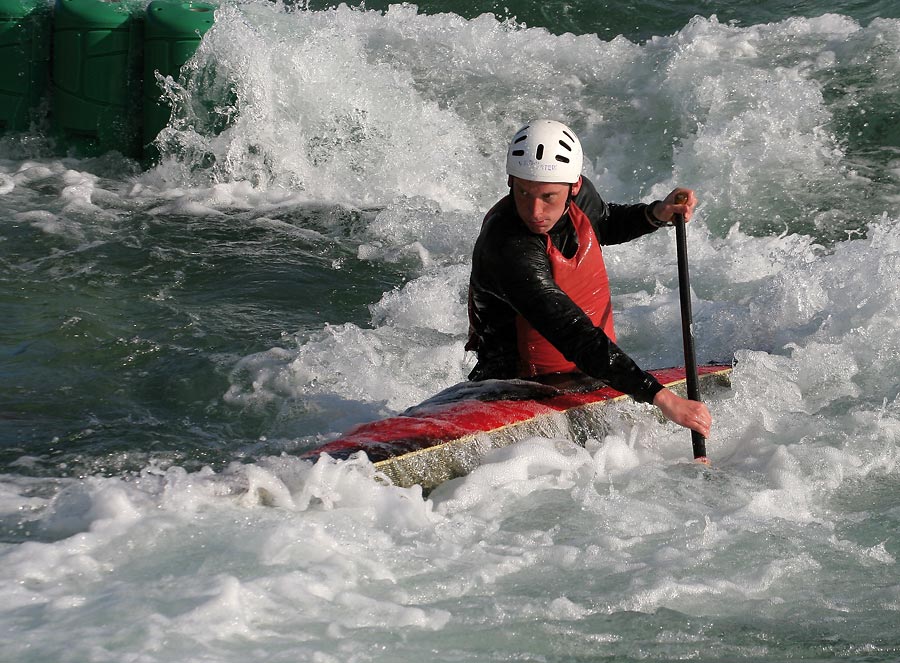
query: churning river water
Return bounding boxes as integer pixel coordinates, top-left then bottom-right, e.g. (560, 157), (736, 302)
(2, 0), (900, 660)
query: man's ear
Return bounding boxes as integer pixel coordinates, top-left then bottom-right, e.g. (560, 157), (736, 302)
(507, 175), (514, 188)
(571, 176), (583, 196)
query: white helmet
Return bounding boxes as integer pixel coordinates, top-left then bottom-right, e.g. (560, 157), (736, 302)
(505, 120), (583, 184)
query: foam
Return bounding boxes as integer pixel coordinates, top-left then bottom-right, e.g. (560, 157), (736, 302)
(149, 4), (499, 209)
(0, 173), (13, 195)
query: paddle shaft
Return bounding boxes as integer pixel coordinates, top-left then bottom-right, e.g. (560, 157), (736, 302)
(673, 196), (707, 460)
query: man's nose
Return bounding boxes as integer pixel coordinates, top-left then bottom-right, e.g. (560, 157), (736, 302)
(525, 197), (544, 218)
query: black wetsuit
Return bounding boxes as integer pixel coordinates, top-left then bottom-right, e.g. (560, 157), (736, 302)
(467, 177), (664, 403)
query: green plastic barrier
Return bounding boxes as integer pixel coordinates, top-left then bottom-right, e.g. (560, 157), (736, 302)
(0, 0), (50, 132)
(52, 0), (143, 157)
(143, 0), (216, 155)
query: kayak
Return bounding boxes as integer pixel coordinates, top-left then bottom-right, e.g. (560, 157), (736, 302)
(302, 364), (733, 491)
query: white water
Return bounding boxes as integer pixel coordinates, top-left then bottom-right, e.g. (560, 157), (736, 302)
(2, 4), (900, 661)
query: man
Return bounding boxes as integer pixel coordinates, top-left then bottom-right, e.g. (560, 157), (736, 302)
(467, 119), (712, 437)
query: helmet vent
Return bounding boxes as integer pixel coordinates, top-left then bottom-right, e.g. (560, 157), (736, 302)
(556, 154), (570, 164)
(559, 139), (573, 152)
(535, 144), (544, 160)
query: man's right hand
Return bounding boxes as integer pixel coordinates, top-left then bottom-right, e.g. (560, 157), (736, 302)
(653, 387), (712, 437)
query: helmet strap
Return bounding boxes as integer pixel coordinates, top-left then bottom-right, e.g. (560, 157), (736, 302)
(563, 183), (575, 216)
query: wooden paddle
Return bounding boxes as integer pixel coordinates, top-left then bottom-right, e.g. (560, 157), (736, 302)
(673, 191), (708, 463)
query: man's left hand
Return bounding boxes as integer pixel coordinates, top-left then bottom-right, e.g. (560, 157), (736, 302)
(651, 188), (697, 224)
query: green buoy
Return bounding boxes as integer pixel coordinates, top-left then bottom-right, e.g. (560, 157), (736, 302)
(143, 0), (216, 160)
(0, 0), (50, 133)
(51, 0), (142, 157)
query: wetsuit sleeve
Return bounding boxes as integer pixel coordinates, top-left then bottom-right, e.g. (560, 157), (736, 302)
(574, 177), (659, 245)
(486, 230), (663, 403)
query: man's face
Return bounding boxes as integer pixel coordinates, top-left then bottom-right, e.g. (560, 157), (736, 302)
(510, 177), (580, 234)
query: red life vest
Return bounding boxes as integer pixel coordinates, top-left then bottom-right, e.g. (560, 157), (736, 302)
(516, 202), (616, 377)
